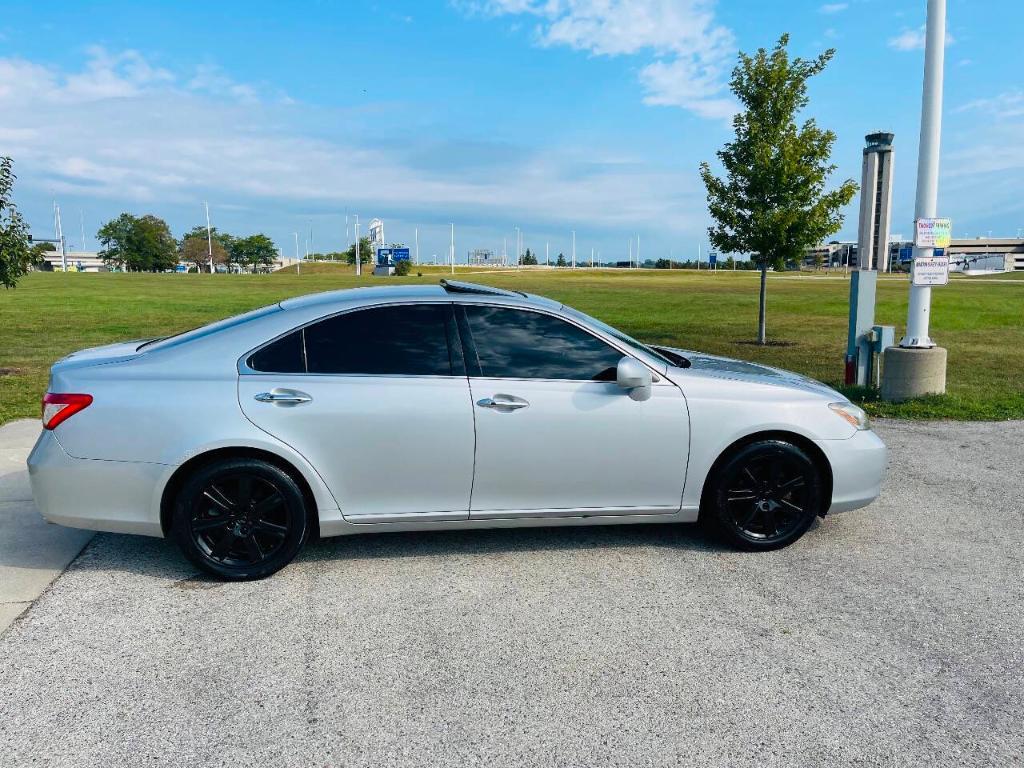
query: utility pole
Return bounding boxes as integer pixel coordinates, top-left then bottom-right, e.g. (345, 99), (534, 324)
(591, 247), (594, 268)
(628, 239), (633, 268)
(546, 241), (549, 267)
(204, 201), (214, 274)
(54, 202), (66, 272)
(354, 214), (361, 276)
(636, 235), (640, 268)
(415, 227), (419, 265)
(293, 232), (299, 275)
(571, 230), (576, 269)
(79, 210), (86, 252)
(885, 0), (948, 399)
(450, 223), (455, 275)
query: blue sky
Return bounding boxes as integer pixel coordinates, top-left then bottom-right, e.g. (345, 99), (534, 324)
(2, 0), (1021, 262)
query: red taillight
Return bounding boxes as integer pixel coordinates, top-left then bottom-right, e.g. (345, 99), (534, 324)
(41, 393), (93, 430)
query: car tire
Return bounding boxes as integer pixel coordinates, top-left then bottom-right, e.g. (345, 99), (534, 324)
(704, 439), (824, 551)
(171, 457), (309, 580)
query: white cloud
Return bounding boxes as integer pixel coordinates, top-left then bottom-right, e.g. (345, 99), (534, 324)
(888, 25), (955, 52)
(819, 3), (848, 13)
(0, 47), (707, 239)
(463, 0), (736, 120)
(956, 90), (1024, 119)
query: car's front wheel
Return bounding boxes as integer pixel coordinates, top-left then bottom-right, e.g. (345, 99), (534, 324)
(705, 439), (824, 550)
(171, 457), (309, 580)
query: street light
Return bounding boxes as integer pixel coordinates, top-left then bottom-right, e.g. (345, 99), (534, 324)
(885, 0), (948, 400)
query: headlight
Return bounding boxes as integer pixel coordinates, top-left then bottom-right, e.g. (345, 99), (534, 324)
(828, 402), (870, 430)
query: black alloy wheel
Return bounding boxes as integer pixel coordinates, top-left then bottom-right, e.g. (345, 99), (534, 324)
(708, 440), (823, 550)
(172, 458), (309, 580)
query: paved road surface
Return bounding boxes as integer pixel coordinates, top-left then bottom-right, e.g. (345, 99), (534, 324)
(0, 420), (92, 633)
(0, 420), (1021, 767)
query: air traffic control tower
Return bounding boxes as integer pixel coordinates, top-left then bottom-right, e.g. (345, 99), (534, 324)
(856, 132), (895, 272)
(846, 132), (897, 388)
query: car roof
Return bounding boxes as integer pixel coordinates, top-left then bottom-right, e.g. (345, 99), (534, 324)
(278, 281), (561, 312)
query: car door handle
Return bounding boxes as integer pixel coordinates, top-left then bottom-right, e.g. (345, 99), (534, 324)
(477, 395), (529, 411)
(254, 390), (312, 405)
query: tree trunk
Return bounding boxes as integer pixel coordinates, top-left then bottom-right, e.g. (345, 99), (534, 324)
(757, 262), (768, 345)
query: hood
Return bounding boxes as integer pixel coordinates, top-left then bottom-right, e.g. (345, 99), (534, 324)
(658, 346), (844, 400)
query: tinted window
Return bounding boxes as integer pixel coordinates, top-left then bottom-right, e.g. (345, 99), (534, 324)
(249, 304), (453, 375)
(463, 306), (623, 380)
(249, 329), (305, 373)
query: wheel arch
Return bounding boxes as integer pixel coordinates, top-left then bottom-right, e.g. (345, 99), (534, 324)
(159, 447), (321, 538)
(698, 430), (834, 519)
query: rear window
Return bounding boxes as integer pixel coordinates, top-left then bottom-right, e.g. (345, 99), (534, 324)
(139, 304), (282, 352)
(247, 304), (453, 376)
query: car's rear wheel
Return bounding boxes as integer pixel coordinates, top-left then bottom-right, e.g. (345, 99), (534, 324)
(171, 458), (309, 580)
(706, 439), (823, 550)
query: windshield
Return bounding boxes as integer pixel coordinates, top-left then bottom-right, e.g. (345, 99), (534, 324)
(562, 307), (675, 366)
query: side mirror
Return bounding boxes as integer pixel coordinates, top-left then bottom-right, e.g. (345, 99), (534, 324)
(616, 356), (653, 401)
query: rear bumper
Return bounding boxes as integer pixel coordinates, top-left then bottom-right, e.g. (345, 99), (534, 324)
(815, 429), (888, 514)
(27, 430), (167, 537)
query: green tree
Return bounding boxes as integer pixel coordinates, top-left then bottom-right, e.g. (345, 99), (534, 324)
(520, 247), (538, 266)
(181, 235), (229, 272)
(394, 259), (412, 276)
(231, 234), (278, 272)
(343, 236), (374, 265)
(555, 252), (567, 267)
(700, 34), (857, 344)
(97, 213), (177, 272)
(0, 157), (33, 288)
(180, 226), (234, 272)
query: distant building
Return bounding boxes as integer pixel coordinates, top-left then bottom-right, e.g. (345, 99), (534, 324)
(806, 236), (1024, 272)
(35, 251), (108, 272)
(368, 218), (385, 251)
(468, 248), (504, 266)
(946, 238), (1024, 272)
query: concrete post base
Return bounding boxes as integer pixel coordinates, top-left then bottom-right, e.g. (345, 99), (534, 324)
(881, 346), (947, 402)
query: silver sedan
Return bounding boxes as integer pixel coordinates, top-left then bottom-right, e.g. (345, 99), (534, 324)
(28, 280), (887, 579)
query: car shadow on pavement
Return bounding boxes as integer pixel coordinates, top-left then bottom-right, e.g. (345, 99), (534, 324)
(60, 521), (756, 583)
(304, 522), (728, 566)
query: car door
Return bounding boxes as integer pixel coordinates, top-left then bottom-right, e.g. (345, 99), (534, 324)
(238, 302), (475, 522)
(459, 304), (689, 518)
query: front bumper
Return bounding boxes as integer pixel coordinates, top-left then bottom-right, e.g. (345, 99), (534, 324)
(815, 429), (888, 514)
(27, 429), (168, 537)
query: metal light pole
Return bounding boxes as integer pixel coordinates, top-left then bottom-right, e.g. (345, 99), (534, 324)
(450, 223), (455, 274)
(571, 231), (576, 268)
(414, 227), (419, 265)
(354, 215), (361, 277)
(546, 241), (549, 267)
(293, 232), (299, 275)
(901, 0), (946, 349)
(883, 0), (948, 401)
(204, 201), (214, 274)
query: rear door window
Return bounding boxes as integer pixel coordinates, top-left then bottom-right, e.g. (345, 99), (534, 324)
(248, 304), (454, 376)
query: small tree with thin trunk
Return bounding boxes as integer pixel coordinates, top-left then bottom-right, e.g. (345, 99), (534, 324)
(0, 157), (31, 289)
(700, 34), (857, 344)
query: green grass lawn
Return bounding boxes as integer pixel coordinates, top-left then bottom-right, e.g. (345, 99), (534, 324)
(2, 266), (1022, 425)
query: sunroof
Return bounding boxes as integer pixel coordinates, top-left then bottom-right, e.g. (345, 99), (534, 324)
(439, 279), (525, 297)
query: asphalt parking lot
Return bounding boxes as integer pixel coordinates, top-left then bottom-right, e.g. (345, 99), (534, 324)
(1, 419), (1022, 767)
